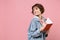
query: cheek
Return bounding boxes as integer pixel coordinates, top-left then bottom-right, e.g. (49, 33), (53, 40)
(33, 10), (41, 14)
(39, 10), (41, 14)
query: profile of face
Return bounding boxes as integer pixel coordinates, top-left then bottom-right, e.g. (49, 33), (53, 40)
(33, 6), (41, 16)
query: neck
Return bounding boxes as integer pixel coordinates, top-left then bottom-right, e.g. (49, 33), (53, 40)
(36, 14), (42, 20)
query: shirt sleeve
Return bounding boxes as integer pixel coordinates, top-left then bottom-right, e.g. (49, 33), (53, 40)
(29, 19), (42, 37)
(43, 31), (48, 37)
(42, 17), (48, 37)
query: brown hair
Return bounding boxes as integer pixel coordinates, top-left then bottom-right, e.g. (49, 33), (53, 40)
(32, 3), (45, 14)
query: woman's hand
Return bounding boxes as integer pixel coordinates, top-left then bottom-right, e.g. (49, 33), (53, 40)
(42, 22), (47, 27)
(40, 26), (45, 31)
(40, 20), (47, 31)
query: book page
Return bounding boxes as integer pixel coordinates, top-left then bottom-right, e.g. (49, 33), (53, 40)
(46, 18), (53, 24)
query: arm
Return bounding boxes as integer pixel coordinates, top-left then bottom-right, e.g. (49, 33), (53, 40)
(29, 20), (42, 37)
(45, 30), (50, 37)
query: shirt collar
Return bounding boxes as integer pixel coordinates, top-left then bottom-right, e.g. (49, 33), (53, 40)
(33, 16), (40, 19)
(33, 16), (45, 20)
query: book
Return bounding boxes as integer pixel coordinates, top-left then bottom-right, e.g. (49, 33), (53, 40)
(42, 18), (53, 31)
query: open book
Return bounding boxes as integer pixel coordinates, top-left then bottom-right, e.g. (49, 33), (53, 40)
(42, 18), (53, 31)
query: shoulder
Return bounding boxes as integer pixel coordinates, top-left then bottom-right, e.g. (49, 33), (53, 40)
(31, 16), (40, 22)
(42, 16), (47, 22)
(31, 17), (40, 23)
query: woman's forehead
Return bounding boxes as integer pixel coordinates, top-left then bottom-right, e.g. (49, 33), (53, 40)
(33, 6), (39, 9)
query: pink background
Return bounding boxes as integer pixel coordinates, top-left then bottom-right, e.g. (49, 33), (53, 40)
(0, 0), (60, 40)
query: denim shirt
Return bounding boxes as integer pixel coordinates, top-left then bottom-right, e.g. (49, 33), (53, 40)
(28, 16), (48, 40)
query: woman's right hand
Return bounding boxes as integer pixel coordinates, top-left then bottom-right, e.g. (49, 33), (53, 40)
(40, 26), (45, 31)
(40, 22), (47, 31)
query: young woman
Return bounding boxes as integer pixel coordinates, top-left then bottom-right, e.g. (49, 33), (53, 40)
(28, 3), (49, 40)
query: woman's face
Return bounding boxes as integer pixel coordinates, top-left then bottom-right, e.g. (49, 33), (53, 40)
(33, 6), (41, 16)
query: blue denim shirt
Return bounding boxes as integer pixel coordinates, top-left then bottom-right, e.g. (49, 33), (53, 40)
(28, 16), (48, 40)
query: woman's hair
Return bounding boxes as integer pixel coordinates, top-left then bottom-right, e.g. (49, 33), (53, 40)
(32, 3), (45, 14)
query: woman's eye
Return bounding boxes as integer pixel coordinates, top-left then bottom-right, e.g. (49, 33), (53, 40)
(36, 8), (38, 10)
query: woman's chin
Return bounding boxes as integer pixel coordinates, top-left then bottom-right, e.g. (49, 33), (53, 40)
(35, 15), (39, 16)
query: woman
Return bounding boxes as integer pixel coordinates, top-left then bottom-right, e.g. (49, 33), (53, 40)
(28, 3), (49, 40)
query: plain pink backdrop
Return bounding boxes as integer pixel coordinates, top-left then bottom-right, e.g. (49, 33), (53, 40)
(0, 0), (60, 40)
